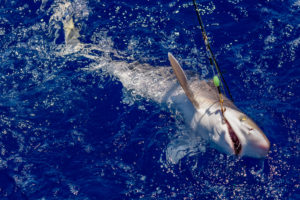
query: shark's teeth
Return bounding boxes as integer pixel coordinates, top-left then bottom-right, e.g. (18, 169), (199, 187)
(225, 118), (242, 155)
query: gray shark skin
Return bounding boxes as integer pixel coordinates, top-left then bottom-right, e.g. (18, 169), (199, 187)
(97, 54), (270, 159)
(62, 17), (270, 159)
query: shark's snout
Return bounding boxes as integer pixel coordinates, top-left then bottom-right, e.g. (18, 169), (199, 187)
(248, 136), (270, 158)
(238, 127), (270, 158)
(223, 108), (270, 158)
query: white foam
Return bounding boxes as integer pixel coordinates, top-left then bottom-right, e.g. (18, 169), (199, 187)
(293, 0), (300, 7)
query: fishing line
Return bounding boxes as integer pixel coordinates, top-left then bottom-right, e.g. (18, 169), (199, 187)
(192, 0), (234, 102)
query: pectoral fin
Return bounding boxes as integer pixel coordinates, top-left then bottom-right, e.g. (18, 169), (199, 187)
(168, 53), (199, 109)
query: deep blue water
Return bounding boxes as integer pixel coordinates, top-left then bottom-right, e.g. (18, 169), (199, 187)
(0, 0), (299, 199)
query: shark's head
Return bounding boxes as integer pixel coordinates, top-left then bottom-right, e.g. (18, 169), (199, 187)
(167, 53), (270, 159)
(219, 107), (270, 158)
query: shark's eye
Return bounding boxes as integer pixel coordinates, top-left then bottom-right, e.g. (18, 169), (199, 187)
(239, 116), (247, 121)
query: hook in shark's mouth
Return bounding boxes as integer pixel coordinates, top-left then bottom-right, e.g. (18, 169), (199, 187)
(224, 118), (242, 155)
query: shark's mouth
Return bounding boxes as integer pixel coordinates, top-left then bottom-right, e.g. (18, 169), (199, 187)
(224, 118), (242, 155)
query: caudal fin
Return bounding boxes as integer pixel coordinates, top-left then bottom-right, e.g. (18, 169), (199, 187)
(63, 17), (80, 45)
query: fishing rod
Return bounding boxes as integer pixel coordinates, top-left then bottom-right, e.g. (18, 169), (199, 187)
(192, 0), (234, 102)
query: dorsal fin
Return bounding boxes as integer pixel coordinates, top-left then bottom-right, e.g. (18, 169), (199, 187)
(168, 53), (200, 109)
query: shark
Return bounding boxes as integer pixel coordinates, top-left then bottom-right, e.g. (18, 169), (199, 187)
(61, 17), (270, 159)
(167, 53), (270, 158)
(90, 52), (270, 159)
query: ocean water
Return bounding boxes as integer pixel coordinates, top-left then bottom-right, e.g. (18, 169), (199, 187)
(0, 0), (299, 199)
